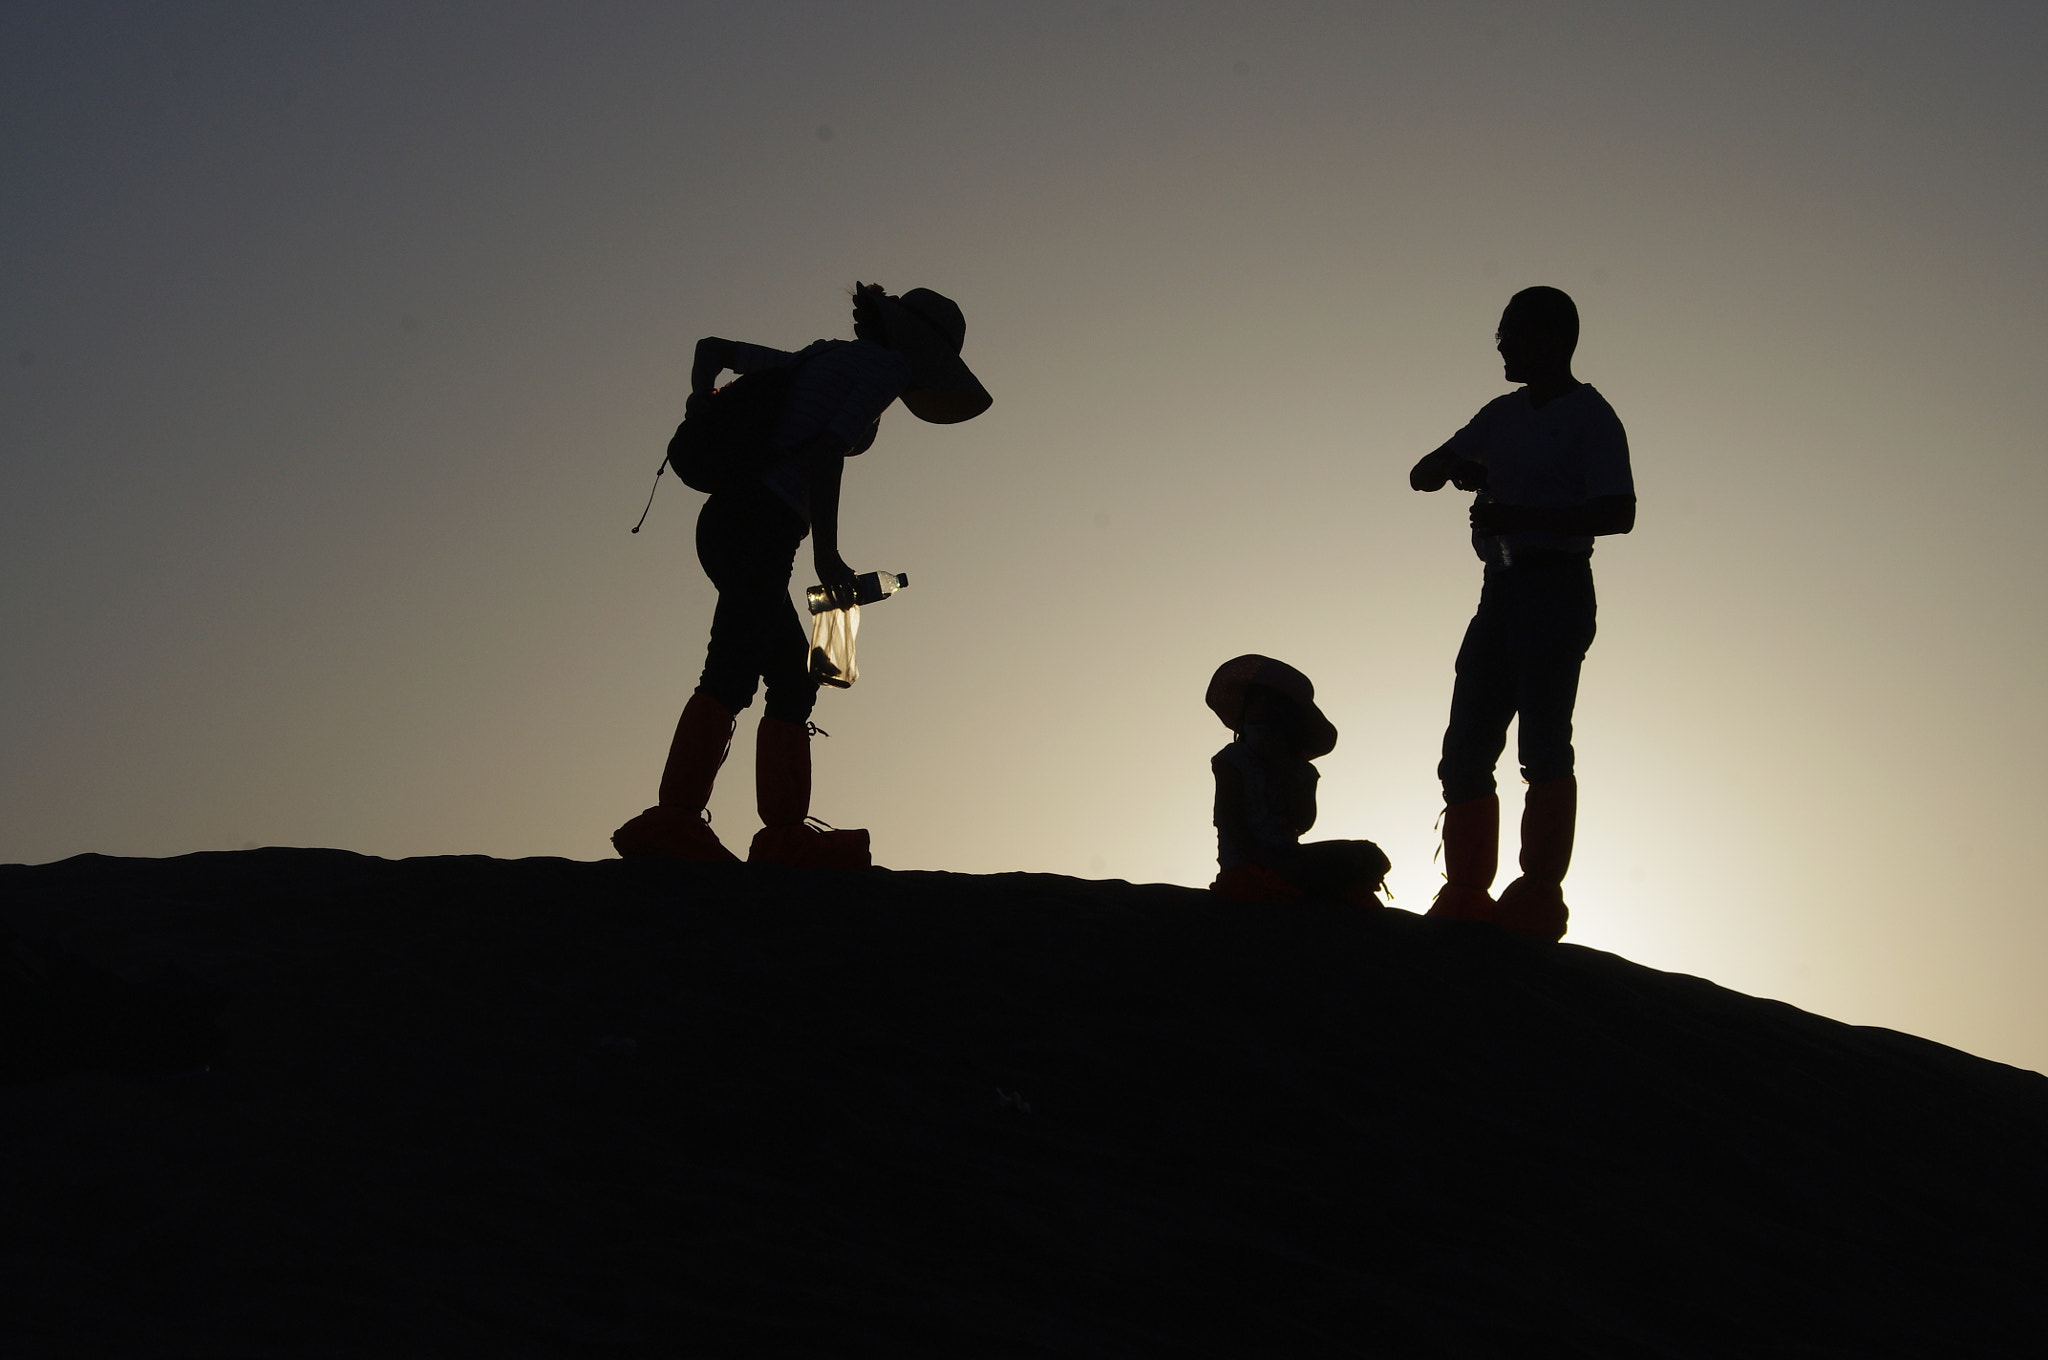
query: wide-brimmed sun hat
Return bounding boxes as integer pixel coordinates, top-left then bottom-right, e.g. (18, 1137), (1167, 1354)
(859, 283), (993, 424)
(1204, 654), (1339, 759)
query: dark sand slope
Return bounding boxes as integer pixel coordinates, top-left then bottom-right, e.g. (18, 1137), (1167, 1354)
(3, 851), (2045, 1358)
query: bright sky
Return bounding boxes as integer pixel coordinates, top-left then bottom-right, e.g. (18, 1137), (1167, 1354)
(5, 2), (2045, 1070)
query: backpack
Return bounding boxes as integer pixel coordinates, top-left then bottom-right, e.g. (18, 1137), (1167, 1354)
(665, 352), (815, 495)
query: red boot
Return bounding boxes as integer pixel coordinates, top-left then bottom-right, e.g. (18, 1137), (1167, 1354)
(1494, 777), (1574, 942)
(611, 691), (740, 861)
(747, 717), (871, 870)
(1427, 794), (1499, 921)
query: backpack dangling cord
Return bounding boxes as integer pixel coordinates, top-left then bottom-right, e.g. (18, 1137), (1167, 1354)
(629, 459), (666, 534)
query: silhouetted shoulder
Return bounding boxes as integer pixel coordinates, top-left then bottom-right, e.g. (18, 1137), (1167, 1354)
(763, 339), (913, 455)
(1559, 387), (1631, 496)
(1566, 384), (1627, 432)
(1454, 385), (1628, 461)
(1444, 391), (1529, 456)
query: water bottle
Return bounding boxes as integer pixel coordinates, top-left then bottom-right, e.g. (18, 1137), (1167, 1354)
(806, 570), (908, 615)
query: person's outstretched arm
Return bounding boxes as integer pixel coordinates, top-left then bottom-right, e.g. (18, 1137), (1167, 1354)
(806, 439), (857, 595)
(1411, 443), (1490, 493)
(1470, 495), (1636, 538)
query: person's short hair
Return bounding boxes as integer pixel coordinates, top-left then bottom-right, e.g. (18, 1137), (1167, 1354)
(1504, 286), (1579, 350)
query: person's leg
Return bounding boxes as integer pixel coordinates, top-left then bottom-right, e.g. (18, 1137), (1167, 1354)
(749, 713), (871, 869)
(1433, 794), (1499, 918)
(657, 692), (736, 812)
(695, 489), (808, 717)
(750, 629), (871, 867)
(1432, 570), (1518, 919)
(1510, 558), (1596, 790)
(616, 493), (798, 860)
(757, 598), (819, 726)
(1496, 559), (1597, 941)
(613, 684), (742, 859)
(705, 495), (868, 871)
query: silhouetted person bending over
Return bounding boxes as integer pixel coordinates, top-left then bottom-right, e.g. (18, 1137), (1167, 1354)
(1409, 286), (1635, 941)
(614, 284), (992, 868)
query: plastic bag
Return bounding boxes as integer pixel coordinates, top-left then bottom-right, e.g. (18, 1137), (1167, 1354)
(809, 604), (860, 689)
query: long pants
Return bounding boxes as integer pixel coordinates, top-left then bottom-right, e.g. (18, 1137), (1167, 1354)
(1438, 552), (1598, 805)
(694, 486), (818, 724)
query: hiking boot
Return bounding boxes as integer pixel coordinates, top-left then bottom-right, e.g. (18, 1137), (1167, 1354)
(749, 820), (873, 871)
(613, 690), (741, 860)
(1428, 882), (1496, 921)
(611, 806), (739, 861)
(658, 691), (737, 811)
(748, 716), (871, 870)
(1494, 777), (1575, 942)
(1426, 794), (1499, 921)
(1494, 878), (1568, 942)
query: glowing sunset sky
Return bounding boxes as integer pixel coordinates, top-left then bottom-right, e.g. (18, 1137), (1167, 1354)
(4, 3), (2046, 1069)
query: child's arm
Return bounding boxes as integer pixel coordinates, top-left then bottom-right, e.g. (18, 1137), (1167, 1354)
(1213, 758), (1248, 835)
(1213, 757), (1255, 859)
(1291, 779), (1318, 838)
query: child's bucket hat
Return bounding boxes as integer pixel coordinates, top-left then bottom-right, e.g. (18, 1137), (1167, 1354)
(1205, 654), (1339, 759)
(859, 283), (994, 425)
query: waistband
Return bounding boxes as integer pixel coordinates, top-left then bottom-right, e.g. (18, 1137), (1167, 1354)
(1488, 547), (1593, 571)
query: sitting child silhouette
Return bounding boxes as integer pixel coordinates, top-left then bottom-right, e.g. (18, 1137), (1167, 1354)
(1205, 655), (1390, 906)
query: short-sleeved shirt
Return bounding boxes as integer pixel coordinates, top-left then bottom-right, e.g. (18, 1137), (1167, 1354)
(728, 338), (912, 521)
(1439, 384), (1633, 564)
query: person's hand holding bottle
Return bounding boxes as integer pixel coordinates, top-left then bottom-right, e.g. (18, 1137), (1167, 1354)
(813, 547), (857, 610)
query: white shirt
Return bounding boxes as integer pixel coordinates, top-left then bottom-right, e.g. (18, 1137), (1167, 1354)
(1440, 384), (1634, 564)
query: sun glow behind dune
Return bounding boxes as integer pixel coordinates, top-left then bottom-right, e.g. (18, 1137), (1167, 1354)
(3, 2), (2046, 1067)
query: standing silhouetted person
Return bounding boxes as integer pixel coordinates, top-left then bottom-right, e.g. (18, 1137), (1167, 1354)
(613, 284), (991, 868)
(1409, 287), (1635, 940)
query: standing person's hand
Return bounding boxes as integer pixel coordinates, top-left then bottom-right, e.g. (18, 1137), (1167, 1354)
(1447, 459), (1489, 491)
(1410, 449), (1490, 493)
(1409, 453), (1451, 492)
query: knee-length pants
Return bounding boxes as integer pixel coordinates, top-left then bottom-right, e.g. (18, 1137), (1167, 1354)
(693, 487), (818, 724)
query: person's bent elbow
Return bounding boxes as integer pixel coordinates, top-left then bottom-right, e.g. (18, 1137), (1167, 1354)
(1594, 494), (1636, 536)
(692, 337), (736, 394)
